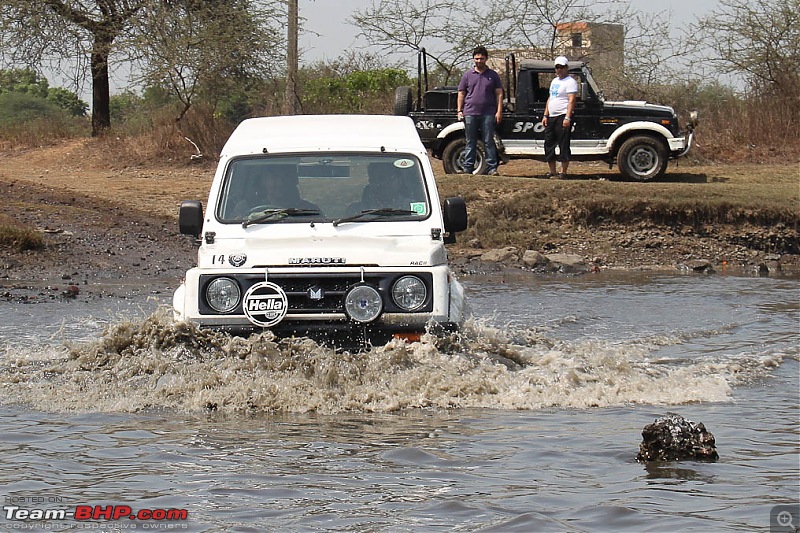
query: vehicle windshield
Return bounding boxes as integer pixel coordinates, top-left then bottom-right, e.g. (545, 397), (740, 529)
(216, 153), (430, 224)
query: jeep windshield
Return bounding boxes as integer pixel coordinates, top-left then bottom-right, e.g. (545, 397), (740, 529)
(582, 67), (603, 101)
(216, 153), (431, 224)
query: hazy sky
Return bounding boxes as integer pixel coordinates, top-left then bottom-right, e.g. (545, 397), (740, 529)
(299, 0), (721, 62)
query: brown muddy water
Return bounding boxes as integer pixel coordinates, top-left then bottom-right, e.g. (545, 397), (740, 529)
(0, 271), (798, 532)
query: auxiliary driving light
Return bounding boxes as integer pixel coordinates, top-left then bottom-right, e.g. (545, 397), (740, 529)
(391, 275), (427, 311)
(344, 284), (383, 323)
(206, 277), (241, 313)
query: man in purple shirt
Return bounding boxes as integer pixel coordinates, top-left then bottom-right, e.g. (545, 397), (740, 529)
(457, 46), (504, 176)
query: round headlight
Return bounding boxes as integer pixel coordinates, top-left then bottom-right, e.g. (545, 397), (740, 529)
(344, 284), (383, 323)
(392, 276), (427, 311)
(206, 277), (241, 313)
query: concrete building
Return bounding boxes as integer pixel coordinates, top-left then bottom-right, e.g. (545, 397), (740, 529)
(488, 21), (624, 78)
(555, 21), (624, 74)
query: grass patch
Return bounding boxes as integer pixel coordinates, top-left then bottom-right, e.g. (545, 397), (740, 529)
(437, 165), (800, 249)
(0, 214), (44, 252)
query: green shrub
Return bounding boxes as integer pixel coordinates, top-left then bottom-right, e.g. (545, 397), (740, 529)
(47, 87), (88, 116)
(0, 92), (87, 145)
(300, 68), (411, 114)
(0, 92), (70, 125)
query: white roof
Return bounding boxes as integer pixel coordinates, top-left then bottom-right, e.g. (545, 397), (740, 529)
(221, 114), (425, 156)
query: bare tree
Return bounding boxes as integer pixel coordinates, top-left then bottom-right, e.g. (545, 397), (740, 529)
(501, 0), (595, 54)
(0, 0), (282, 135)
(349, 0), (694, 90)
(695, 0), (799, 99)
(133, 0), (281, 123)
(350, 0), (517, 84)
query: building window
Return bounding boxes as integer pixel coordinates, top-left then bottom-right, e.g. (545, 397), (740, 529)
(571, 33), (582, 48)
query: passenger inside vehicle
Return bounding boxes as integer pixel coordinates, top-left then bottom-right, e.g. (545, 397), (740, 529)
(349, 162), (423, 213)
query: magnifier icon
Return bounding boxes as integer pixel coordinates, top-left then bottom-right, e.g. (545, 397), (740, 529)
(777, 511), (795, 529)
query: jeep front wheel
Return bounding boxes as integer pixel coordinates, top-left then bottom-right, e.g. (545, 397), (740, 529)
(617, 135), (668, 181)
(442, 137), (486, 175)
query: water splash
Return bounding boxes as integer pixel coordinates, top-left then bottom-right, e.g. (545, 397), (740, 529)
(3, 308), (786, 415)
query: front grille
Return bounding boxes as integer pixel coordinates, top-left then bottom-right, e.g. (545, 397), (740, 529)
(198, 272), (433, 316)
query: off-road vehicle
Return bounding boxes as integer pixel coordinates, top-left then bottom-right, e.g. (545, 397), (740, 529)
(173, 114), (469, 347)
(395, 50), (698, 180)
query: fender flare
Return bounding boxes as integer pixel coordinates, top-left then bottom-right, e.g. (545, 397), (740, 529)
(607, 121), (674, 153)
(437, 121), (465, 140)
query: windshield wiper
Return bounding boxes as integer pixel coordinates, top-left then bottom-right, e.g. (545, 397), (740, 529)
(332, 208), (415, 227)
(242, 208), (320, 228)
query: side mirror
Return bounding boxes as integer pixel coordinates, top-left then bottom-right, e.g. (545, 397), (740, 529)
(442, 197), (467, 243)
(179, 200), (203, 237)
(687, 110), (699, 131)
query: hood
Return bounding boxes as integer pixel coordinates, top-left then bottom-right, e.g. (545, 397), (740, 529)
(604, 100), (675, 116)
(202, 233), (447, 268)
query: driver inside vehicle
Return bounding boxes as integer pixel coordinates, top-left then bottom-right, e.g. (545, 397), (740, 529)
(233, 164), (319, 217)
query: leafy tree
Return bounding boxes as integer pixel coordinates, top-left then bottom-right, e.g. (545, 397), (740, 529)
(47, 86), (88, 116)
(110, 90), (146, 123)
(0, 68), (49, 98)
(0, 92), (68, 126)
(0, 68), (87, 115)
(300, 66), (411, 114)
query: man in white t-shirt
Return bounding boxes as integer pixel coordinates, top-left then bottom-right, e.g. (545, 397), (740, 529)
(543, 56), (578, 179)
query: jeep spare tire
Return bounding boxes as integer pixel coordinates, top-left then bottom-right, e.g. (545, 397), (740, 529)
(617, 135), (668, 181)
(394, 86), (413, 116)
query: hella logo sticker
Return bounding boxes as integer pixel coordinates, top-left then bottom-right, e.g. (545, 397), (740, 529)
(242, 281), (288, 327)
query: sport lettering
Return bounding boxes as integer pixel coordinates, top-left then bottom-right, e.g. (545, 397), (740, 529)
(511, 121), (545, 133)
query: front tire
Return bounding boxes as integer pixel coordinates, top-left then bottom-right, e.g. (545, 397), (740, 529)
(442, 137), (486, 175)
(617, 135), (668, 181)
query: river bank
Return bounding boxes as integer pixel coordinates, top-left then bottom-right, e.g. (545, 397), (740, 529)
(1, 139), (798, 299)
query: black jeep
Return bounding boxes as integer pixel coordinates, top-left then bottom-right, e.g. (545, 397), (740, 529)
(395, 50), (698, 180)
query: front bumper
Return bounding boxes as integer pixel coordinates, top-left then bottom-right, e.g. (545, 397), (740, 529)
(173, 265), (465, 340)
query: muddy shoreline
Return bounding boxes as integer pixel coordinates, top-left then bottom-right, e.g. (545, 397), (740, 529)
(1, 140), (798, 305)
(2, 175), (797, 308)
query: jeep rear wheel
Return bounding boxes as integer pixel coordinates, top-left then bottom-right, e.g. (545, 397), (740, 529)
(393, 86), (413, 116)
(442, 137), (486, 175)
(617, 135), (668, 181)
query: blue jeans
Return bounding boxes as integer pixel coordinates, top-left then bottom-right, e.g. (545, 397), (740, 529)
(464, 114), (498, 173)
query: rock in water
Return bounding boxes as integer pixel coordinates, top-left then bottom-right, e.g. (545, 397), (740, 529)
(637, 413), (719, 462)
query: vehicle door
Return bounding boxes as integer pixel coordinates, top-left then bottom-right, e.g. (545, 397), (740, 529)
(572, 69), (603, 147)
(496, 70), (548, 156)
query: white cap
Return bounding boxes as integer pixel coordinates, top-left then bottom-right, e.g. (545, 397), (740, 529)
(554, 56), (569, 66)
